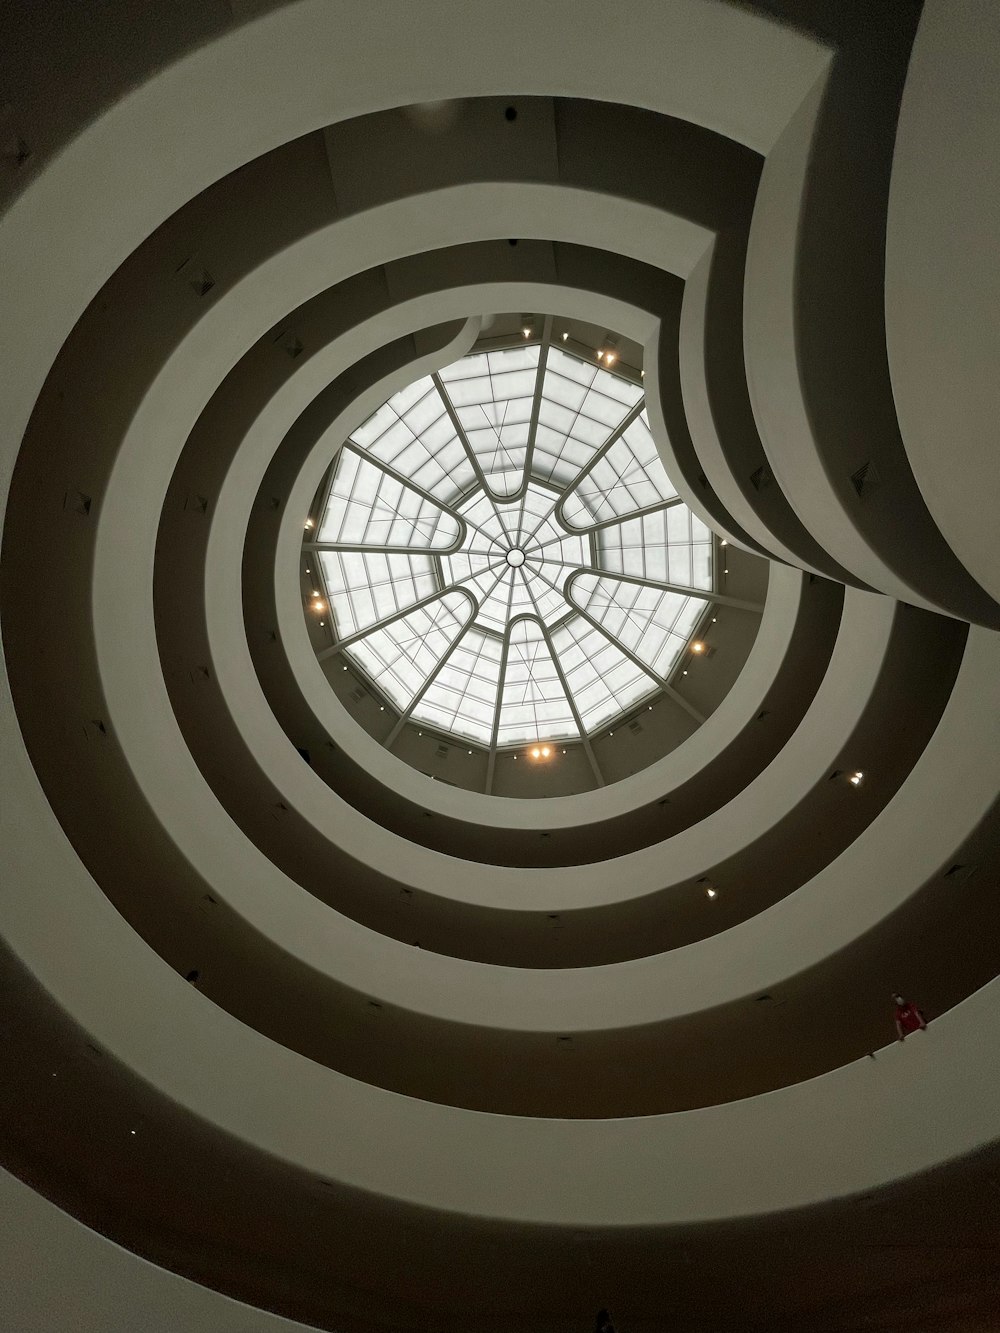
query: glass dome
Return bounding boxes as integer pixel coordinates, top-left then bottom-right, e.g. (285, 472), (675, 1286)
(311, 338), (714, 751)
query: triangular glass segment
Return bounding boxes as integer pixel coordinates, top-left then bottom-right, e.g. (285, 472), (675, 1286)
(318, 550), (437, 640)
(531, 346), (641, 488)
(496, 620), (580, 746)
(350, 375), (477, 507)
(549, 616), (658, 733)
(561, 412), (677, 529)
(347, 590), (474, 713)
(412, 628), (505, 745)
(570, 573), (707, 677)
(319, 448), (461, 550)
(597, 506), (713, 589)
(438, 346), (539, 499)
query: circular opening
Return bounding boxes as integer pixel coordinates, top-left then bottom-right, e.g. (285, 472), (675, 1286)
(504, 105), (518, 122)
(307, 329), (721, 783)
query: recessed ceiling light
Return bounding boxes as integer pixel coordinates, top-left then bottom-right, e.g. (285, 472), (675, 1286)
(720, 539), (727, 547)
(531, 747), (540, 758)
(706, 887), (717, 899)
(541, 745), (551, 757)
(304, 519), (314, 530)
(850, 771), (864, 785)
(691, 641), (705, 654)
(561, 331), (569, 341)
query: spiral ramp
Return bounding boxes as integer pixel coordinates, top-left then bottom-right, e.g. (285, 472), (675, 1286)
(1, 2), (1000, 1330)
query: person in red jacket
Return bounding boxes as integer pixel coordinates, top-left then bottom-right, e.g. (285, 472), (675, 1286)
(893, 992), (927, 1041)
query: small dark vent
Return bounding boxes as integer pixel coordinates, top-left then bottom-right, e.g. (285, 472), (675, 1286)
(556, 1035), (574, 1047)
(188, 268), (215, 297)
(628, 719), (643, 735)
(435, 744), (449, 759)
(943, 863), (977, 882)
(349, 686), (365, 703)
(756, 710), (771, 722)
(755, 993), (773, 1004)
(64, 490), (92, 516)
(850, 460), (881, 497)
(4, 132), (31, 166)
(697, 471), (708, 488)
(399, 888), (412, 902)
(750, 464), (772, 492)
(84, 718), (108, 740)
(274, 329), (304, 359)
(184, 492), (209, 514)
(189, 665), (211, 683)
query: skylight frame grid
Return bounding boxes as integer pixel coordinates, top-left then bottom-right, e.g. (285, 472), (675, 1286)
(315, 336), (721, 775)
(495, 619), (581, 745)
(347, 589), (475, 713)
(318, 550), (439, 640)
(598, 506), (713, 587)
(320, 447), (462, 551)
(530, 346), (642, 488)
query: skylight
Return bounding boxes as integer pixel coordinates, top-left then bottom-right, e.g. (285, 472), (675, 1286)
(311, 339), (714, 753)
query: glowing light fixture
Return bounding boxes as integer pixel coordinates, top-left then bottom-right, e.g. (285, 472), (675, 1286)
(850, 771), (864, 786)
(691, 641), (705, 654)
(706, 887), (718, 899)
